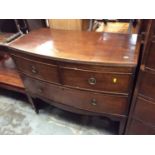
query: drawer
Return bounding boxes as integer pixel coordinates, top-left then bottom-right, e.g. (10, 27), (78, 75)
(12, 55), (59, 84)
(61, 67), (131, 94)
(139, 71), (155, 100)
(23, 76), (129, 116)
(127, 119), (155, 135)
(145, 42), (155, 70)
(133, 96), (155, 126)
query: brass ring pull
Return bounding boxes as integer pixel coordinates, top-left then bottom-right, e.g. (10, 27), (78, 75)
(88, 77), (96, 85)
(31, 66), (38, 74)
(90, 98), (97, 106)
(38, 88), (43, 93)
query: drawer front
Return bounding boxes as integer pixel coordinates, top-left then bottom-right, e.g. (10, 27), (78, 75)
(23, 76), (128, 115)
(139, 71), (155, 100)
(61, 67), (131, 94)
(13, 55), (59, 84)
(133, 96), (155, 126)
(127, 119), (155, 135)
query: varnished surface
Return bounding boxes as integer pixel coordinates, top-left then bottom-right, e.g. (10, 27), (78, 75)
(145, 41), (155, 70)
(133, 96), (155, 126)
(61, 67), (131, 94)
(139, 71), (155, 100)
(0, 53), (24, 89)
(0, 33), (24, 90)
(9, 51), (135, 73)
(0, 67), (24, 88)
(127, 119), (155, 135)
(126, 20), (155, 135)
(8, 28), (138, 66)
(23, 75), (129, 116)
(7, 28), (139, 134)
(13, 55), (59, 84)
(11, 52), (132, 95)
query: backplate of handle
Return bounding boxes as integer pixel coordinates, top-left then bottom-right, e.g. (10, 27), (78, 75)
(88, 77), (96, 85)
(90, 98), (97, 106)
(31, 65), (38, 74)
(38, 88), (43, 93)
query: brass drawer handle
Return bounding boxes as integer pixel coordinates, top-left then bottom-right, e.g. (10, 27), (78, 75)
(90, 98), (97, 106)
(88, 77), (96, 85)
(38, 88), (43, 93)
(31, 66), (38, 74)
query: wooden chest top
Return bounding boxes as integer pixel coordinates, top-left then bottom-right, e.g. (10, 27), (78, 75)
(8, 28), (139, 66)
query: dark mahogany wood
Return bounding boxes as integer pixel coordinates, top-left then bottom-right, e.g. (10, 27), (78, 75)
(126, 20), (155, 135)
(133, 96), (155, 126)
(22, 75), (129, 116)
(145, 42), (155, 70)
(61, 66), (131, 95)
(139, 71), (155, 100)
(7, 28), (140, 134)
(127, 119), (155, 135)
(8, 28), (138, 66)
(12, 55), (60, 84)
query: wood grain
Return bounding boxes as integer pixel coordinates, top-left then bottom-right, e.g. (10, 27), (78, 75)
(7, 28), (140, 134)
(126, 20), (155, 135)
(23, 75), (129, 116)
(8, 28), (139, 66)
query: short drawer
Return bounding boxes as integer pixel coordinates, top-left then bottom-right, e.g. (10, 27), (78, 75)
(133, 96), (155, 126)
(139, 71), (155, 100)
(23, 76), (129, 116)
(12, 55), (59, 84)
(61, 67), (131, 94)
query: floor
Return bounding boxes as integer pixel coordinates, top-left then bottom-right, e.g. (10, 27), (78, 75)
(95, 21), (138, 34)
(96, 22), (129, 33)
(0, 88), (118, 135)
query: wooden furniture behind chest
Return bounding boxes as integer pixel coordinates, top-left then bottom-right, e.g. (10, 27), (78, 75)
(48, 19), (89, 31)
(7, 28), (140, 134)
(126, 20), (155, 134)
(0, 32), (24, 92)
(0, 19), (47, 93)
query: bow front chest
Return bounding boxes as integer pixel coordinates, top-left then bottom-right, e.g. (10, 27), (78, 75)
(7, 28), (140, 134)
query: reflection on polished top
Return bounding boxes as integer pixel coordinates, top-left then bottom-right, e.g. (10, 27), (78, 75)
(8, 28), (139, 66)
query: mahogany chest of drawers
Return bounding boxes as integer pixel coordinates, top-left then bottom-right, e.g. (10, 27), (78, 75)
(7, 28), (140, 134)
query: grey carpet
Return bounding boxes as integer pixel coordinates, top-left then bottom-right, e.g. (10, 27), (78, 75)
(0, 88), (118, 135)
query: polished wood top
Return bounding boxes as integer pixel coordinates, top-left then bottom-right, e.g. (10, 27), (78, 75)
(8, 28), (139, 66)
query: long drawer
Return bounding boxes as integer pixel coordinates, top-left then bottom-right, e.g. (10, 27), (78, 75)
(12, 55), (59, 84)
(22, 75), (129, 116)
(61, 67), (131, 94)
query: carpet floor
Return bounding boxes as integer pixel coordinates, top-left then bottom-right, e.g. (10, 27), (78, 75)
(0, 88), (118, 135)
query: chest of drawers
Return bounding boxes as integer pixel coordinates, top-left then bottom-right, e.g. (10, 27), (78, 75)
(7, 28), (140, 134)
